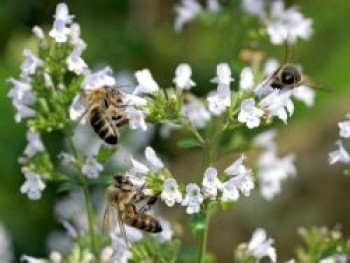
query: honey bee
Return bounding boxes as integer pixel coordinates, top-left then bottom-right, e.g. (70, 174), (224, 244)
(267, 63), (307, 90)
(103, 174), (162, 244)
(79, 86), (130, 145)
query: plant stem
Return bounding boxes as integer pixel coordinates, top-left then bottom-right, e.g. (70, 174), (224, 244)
(199, 213), (211, 263)
(83, 184), (98, 258)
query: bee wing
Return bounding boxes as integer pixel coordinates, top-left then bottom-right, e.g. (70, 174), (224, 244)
(102, 205), (113, 233)
(115, 205), (130, 247)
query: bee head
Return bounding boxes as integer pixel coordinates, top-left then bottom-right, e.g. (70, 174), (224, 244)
(113, 174), (133, 191)
(280, 65), (301, 86)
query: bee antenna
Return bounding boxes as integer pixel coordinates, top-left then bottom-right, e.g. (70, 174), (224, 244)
(284, 33), (294, 63)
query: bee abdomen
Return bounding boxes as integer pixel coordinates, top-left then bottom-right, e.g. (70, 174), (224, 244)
(127, 213), (162, 233)
(89, 107), (118, 145)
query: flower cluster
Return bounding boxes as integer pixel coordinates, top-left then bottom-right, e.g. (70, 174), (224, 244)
(328, 113), (350, 173)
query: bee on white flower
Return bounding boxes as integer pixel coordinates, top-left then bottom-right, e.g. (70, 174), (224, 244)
(82, 67), (116, 91)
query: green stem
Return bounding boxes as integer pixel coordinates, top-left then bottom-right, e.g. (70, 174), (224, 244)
(199, 213), (211, 263)
(83, 184), (98, 258)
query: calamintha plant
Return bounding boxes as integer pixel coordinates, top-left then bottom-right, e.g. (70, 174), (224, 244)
(5, 1), (350, 263)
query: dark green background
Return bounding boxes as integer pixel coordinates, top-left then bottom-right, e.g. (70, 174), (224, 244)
(1, 0), (350, 261)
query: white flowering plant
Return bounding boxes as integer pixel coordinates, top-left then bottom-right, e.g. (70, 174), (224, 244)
(7, 1), (347, 263)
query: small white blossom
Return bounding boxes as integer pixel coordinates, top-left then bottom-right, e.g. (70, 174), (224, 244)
(207, 84), (231, 116)
(67, 46), (88, 75)
(265, 1), (313, 45)
(0, 224), (13, 263)
(263, 58), (280, 76)
(258, 148), (296, 200)
(82, 67), (116, 90)
(23, 131), (45, 158)
(293, 85), (315, 107)
(173, 63), (195, 90)
(123, 93), (147, 107)
(13, 103), (36, 123)
(114, 225), (143, 244)
(202, 167), (222, 199)
(239, 67), (254, 91)
(211, 63), (234, 86)
(241, 0), (265, 17)
(44, 73), (54, 88)
(338, 114), (350, 139)
(32, 25), (45, 40)
(100, 246), (114, 262)
(174, 0), (202, 32)
(125, 108), (147, 131)
(58, 152), (74, 165)
(20, 255), (46, 263)
(161, 178), (182, 207)
(49, 3), (74, 43)
(206, 0), (220, 12)
(8, 78), (35, 106)
(69, 95), (87, 123)
(238, 98), (264, 129)
(253, 129), (277, 150)
(152, 218), (173, 242)
(20, 171), (46, 200)
(224, 154), (247, 176)
(182, 183), (204, 214)
(81, 156), (103, 178)
(69, 23), (85, 47)
(110, 233), (133, 263)
(221, 178), (239, 202)
(21, 49), (43, 76)
(134, 69), (159, 95)
(49, 251), (63, 263)
(181, 99), (210, 128)
(259, 90), (294, 124)
(329, 140), (350, 165)
(144, 146), (164, 172)
(248, 228), (277, 263)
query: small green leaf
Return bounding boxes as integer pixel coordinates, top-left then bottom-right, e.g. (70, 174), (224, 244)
(319, 244), (338, 260)
(87, 176), (113, 186)
(177, 137), (203, 148)
(56, 182), (78, 193)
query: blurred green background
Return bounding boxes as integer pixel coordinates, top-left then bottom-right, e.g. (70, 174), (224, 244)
(1, 0), (350, 262)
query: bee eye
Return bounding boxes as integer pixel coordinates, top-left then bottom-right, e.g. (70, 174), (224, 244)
(281, 71), (297, 85)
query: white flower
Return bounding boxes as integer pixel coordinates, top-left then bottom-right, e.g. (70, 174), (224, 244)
(58, 152), (74, 165)
(206, 0), (220, 12)
(248, 228), (277, 263)
(320, 254), (347, 263)
(329, 140), (350, 165)
(7, 78), (35, 106)
(20, 49), (43, 76)
(238, 98), (264, 129)
(125, 108), (147, 131)
(32, 26), (45, 40)
(49, 3), (74, 43)
(134, 69), (159, 95)
(67, 46), (88, 75)
(161, 179), (182, 207)
(114, 225), (143, 244)
(49, 251), (63, 263)
(221, 178), (239, 202)
(233, 172), (254, 196)
(257, 148), (296, 200)
(182, 183), (204, 214)
(20, 255), (46, 263)
(181, 99), (210, 128)
(110, 233), (133, 263)
(23, 131), (45, 158)
(81, 156), (103, 178)
(253, 129), (277, 149)
(174, 0), (202, 32)
(263, 58), (280, 76)
(20, 171), (46, 200)
(144, 146), (164, 171)
(241, 0), (265, 17)
(207, 84), (231, 116)
(13, 103), (36, 123)
(152, 218), (173, 242)
(0, 224), (13, 263)
(44, 73), (54, 88)
(239, 67), (254, 91)
(293, 85), (315, 107)
(173, 63), (195, 90)
(259, 90), (294, 124)
(202, 167), (222, 199)
(123, 93), (147, 107)
(211, 63), (234, 86)
(100, 246), (113, 262)
(224, 154), (247, 176)
(265, 1), (313, 45)
(69, 23), (85, 47)
(338, 114), (350, 139)
(69, 95), (87, 123)
(82, 67), (116, 90)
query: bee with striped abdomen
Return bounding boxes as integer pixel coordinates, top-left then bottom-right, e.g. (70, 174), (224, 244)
(103, 174), (162, 244)
(80, 86), (129, 145)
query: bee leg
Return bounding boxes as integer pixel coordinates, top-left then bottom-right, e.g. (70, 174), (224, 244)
(138, 195), (159, 213)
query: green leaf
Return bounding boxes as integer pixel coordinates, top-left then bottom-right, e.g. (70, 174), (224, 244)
(87, 176), (113, 186)
(96, 145), (117, 163)
(190, 213), (207, 235)
(177, 137), (203, 149)
(56, 182), (78, 193)
(319, 244), (338, 260)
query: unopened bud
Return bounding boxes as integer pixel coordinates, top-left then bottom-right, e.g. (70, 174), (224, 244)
(32, 26), (45, 40)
